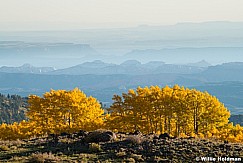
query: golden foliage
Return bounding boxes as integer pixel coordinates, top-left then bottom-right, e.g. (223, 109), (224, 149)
(0, 85), (242, 143)
(0, 88), (104, 140)
(106, 85), (243, 142)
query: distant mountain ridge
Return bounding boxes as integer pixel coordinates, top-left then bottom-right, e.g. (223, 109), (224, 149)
(1, 21), (243, 67)
(0, 42), (97, 57)
(187, 60), (211, 67)
(0, 61), (243, 114)
(201, 62), (243, 82)
(50, 60), (208, 75)
(0, 41), (100, 68)
(123, 47), (243, 64)
(1, 60), (241, 76)
(0, 64), (55, 74)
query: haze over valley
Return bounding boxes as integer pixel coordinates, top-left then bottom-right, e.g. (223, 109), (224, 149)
(1, 21), (243, 68)
(1, 1), (243, 162)
(1, 21), (243, 115)
(0, 60), (243, 114)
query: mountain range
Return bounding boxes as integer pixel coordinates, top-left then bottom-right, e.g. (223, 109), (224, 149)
(124, 47), (243, 64)
(1, 21), (243, 114)
(0, 41), (100, 68)
(49, 60), (208, 75)
(0, 61), (243, 114)
(0, 63), (55, 74)
(1, 21), (243, 68)
(0, 60), (211, 75)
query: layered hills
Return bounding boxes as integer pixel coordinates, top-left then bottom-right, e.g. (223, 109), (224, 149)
(0, 61), (243, 114)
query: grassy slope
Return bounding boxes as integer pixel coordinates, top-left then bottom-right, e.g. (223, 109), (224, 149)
(0, 133), (243, 163)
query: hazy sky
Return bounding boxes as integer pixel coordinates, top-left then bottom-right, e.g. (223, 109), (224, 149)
(1, 0), (243, 30)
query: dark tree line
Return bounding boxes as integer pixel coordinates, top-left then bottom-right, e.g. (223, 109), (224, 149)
(0, 93), (28, 124)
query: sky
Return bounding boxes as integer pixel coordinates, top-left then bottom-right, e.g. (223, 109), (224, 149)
(1, 0), (243, 30)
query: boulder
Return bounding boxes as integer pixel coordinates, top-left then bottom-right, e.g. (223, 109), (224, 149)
(77, 130), (89, 137)
(84, 129), (116, 143)
(133, 130), (142, 135)
(159, 133), (171, 139)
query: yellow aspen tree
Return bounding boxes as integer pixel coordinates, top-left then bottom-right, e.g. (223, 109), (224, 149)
(27, 88), (104, 136)
(106, 85), (232, 138)
(106, 95), (127, 132)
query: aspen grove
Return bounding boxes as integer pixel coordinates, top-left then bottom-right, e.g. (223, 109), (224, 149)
(0, 86), (243, 142)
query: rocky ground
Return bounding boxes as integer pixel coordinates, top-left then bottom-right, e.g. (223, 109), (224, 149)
(0, 130), (242, 162)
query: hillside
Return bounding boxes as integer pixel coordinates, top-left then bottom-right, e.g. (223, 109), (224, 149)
(0, 88), (242, 162)
(0, 131), (242, 162)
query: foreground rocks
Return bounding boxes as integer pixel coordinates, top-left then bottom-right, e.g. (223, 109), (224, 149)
(0, 131), (242, 162)
(102, 133), (243, 162)
(84, 129), (117, 143)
